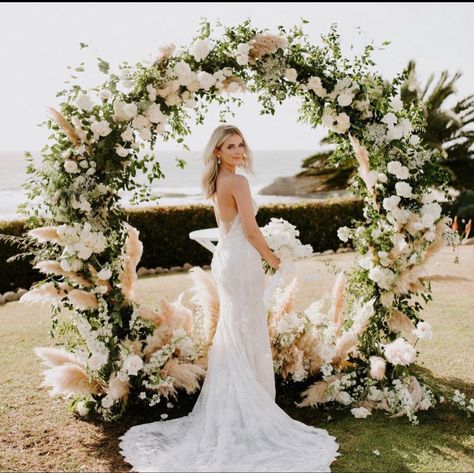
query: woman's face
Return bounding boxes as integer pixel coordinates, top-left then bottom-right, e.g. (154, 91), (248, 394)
(216, 134), (245, 167)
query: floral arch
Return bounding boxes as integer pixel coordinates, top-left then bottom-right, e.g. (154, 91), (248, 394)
(21, 19), (461, 422)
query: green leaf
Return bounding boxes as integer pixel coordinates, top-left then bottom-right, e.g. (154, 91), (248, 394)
(79, 42), (89, 49)
(97, 58), (110, 74)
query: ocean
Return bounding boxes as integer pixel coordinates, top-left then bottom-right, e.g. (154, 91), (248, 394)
(0, 149), (335, 220)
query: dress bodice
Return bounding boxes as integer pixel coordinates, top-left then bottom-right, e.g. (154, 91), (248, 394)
(214, 198), (259, 236)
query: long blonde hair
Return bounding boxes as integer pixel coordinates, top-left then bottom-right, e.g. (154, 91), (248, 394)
(201, 124), (255, 201)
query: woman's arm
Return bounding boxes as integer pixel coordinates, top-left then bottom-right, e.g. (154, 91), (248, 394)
(229, 175), (280, 269)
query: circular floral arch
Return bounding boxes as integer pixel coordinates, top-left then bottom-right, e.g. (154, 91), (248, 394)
(22, 19), (459, 422)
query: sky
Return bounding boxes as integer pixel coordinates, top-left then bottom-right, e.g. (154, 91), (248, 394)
(1, 1), (473, 152)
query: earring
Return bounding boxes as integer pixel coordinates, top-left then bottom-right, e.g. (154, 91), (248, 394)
(217, 156), (221, 165)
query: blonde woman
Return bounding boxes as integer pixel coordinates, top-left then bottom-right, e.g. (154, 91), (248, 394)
(119, 125), (340, 472)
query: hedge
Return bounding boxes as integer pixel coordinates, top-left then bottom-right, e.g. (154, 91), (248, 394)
(0, 198), (365, 293)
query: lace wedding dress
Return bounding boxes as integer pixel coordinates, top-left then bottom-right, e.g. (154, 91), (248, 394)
(119, 197), (341, 472)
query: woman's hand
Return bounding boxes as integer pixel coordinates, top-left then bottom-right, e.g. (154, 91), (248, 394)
(267, 253), (281, 271)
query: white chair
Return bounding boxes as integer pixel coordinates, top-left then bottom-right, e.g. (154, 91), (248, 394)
(189, 227), (219, 254)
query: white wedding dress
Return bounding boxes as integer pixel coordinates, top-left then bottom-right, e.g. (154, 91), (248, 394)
(119, 197), (341, 472)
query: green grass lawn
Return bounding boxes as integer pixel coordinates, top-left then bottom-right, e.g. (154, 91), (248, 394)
(0, 246), (473, 472)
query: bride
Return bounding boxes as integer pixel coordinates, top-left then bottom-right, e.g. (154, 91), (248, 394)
(119, 125), (341, 472)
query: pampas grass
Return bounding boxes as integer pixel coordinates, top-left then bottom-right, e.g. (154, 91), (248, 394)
(27, 226), (60, 243)
(41, 364), (101, 398)
(67, 289), (99, 310)
(48, 107), (81, 146)
(20, 282), (67, 306)
(296, 374), (343, 408)
(159, 358), (206, 398)
(106, 375), (130, 400)
(119, 223), (143, 302)
(34, 260), (92, 287)
(34, 346), (82, 367)
(331, 271), (346, 334)
(188, 266), (220, 344)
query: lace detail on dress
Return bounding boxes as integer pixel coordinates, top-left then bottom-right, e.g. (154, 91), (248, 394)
(118, 195), (340, 472)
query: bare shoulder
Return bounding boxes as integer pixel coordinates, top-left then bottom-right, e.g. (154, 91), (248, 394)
(227, 174), (249, 191)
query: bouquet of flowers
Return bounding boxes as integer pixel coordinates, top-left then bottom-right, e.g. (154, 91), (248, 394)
(261, 218), (313, 275)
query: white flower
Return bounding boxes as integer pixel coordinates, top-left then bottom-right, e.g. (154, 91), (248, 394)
(369, 356), (386, 380)
(113, 101), (138, 122)
(160, 413), (168, 420)
(409, 134), (420, 146)
(97, 268), (112, 280)
(372, 449), (381, 456)
(190, 38), (213, 62)
(387, 125), (404, 141)
(419, 398), (432, 410)
(382, 195), (401, 211)
(76, 400), (90, 416)
(99, 89), (112, 100)
(335, 391), (353, 406)
(368, 266), (395, 289)
(139, 391), (147, 400)
(146, 104), (165, 124)
(412, 321), (432, 340)
(367, 386), (384, 401)
(359, 253), (374, 270)
(334, 112), (351, 133)
(88, 351), (108, 371)
(90, 120), (112, 139)
(64, 160), (79, 174)
(398, 118), (413, 137)
(389, 96), (404, 112)
(116, 145), (131, 158)
(235, 43), (250, 65)
(377, 172), (388, 183)
(146, 83), (157, 102)
(387, 161), (410, 180)
(395, 181), (413, 198)
(138, 128), (152, 141)
(197, 71), (216, 91)
(351, 407), (372, 418)
(174, 61), (196, 87)
(384, 338), (417, 366)
(74, 93), (94, 112)
(337, 91), (354, 107)
(121, 127), (134, 142)
(123, 354), (143, 376)
(391, 233), (409, 253)
(337, 226), (350, 242)
(307, 76), (327, 97)
(284, 68), (298, 82)
(381, 112), (398, 127)
(132, 114), (151, 130)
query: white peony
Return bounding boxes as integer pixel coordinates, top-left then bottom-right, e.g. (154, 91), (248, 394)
(337, 91), (354, 107)
(190, 38), (213, 62)
(384, 338), (417, 366)
(74, 93), (94, 112)
(351, 407), (372, 418)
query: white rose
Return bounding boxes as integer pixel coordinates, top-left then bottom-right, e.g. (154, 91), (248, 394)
(146, 83), (157, 102)
(64, 160), (79, 174)
(389, 96), (404, 112)
(116, 145), (131, 158)
(174, 60), (195, 87)
(359, 253), (374, 270)
(138, 128), (152, 141)
(382, 195), (401, 211)
(123, 354), (143, 376)
(409, 134), (420, 146)
(337, 226), (350, 242)
(146, 104), (165, 124)
(381, 112), (398, 127)
(74, 93), (94, 112)
(113, 101), (138, 122)
(190, 38), (213, 62)
(197, 71), (216, 90)
(90, 120), (112, 139)
(377, 172), (388, 183)
(387, 125), (404, 141)
(334, 112), (351, 133)
(165, 92), (182, 106)
(284, 68), (298, 82)
(121, 127), (134, 142)
(395, 181), (413, 198)
(99, 89), (112, 100)
(337, 91), (354, 107)
(132, 114), (150, 130)
(307, 76), (327, 97)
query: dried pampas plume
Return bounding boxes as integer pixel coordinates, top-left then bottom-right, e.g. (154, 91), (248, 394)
(47, 107), (80, 146)
(67, 289), (99, 310)
(331, 271), (346, 334)
(34, 346), (83, 368)
(161, 358), (206, 395)
(20, 282), (68, 306)
(34, 260), (92, 288)
(119, 223), (143, 302)
(188, 266), (220, 344)
(28, 226), (60, 244)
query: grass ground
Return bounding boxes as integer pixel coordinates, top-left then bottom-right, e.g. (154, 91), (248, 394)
(0, 245), (473, 472)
